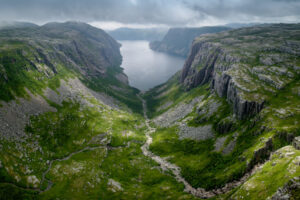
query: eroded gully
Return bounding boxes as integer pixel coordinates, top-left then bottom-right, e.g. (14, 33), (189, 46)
(4, 95), (262, 198)
(138, 94), (263, 199)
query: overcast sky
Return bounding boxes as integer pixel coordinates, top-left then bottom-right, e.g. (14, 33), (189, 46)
(0, 0), (299, 30)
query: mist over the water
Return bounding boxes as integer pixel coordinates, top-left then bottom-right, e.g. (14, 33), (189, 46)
(120, 40), (185, 91)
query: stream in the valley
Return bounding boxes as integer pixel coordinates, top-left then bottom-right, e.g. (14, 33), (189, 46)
(137, 94), (263, 198)
(119, 40), (185, 91)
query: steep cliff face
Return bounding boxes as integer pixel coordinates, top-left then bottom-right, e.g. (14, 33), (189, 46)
(150, 26), (231, 57)
(0, 21), (123, 78)
(0, 21), (142, 112)
(181, 24), (300, 119)
(144, 24), (300, 196)
(0, 22), (165, 199)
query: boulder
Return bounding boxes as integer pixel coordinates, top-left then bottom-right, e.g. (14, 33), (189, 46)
(271, 177), (300, 200)
(292, 136), (300, 150)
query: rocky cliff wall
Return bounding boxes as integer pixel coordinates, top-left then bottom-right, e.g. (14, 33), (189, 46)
(150, 26), (231, 57)
(180, 24), (300, 119)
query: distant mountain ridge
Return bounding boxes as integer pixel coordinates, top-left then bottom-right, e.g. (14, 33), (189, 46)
(225, 22), (261, 28)
(0, 21), (39, 29)
(149, 26), (231, 57)
(0, 21), (142, 112)
(0, 21), (299, 200)
(108, 27), (168, 41)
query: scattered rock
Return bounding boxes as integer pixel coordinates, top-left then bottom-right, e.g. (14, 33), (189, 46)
(222, 139), (236, 155)
(156, 101), (173, 112)
(154, 96), (203, 127)
(180, 24), (300, 120)
(178, 123), (214, 141)
(293, 156), (300, 166)
(27, 175), (40, 188)
(292, 136), (300, 150)
(248, 138), (273, 170)
(0, 89), (55, 141)
(108, 179), (123, 192)
(214, 136), (228, 152)
(115, 73), (129, 85)
(44, 78), (122, 110)
(221, 132), (239, 155)
(271, 177), (300, 200)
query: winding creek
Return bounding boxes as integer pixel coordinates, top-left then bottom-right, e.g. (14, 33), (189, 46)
(138, 94), (264, 199)
(2, 146), (104, 193)
(40, 146), (104, 193)
(3, 95), (263, 198)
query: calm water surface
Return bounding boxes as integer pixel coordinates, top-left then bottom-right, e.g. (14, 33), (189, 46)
(119, 40), (185, 91)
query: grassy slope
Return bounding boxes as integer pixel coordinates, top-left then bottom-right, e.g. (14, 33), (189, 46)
(230, 145), (300, 200)
(0, 41), (74, 103)
(1, 24), (299, 199)
(144, 56), (300, 195)
(0, 95), (197, 199)
(147, 80), (300, 190)
(143, 71), (210, 119)
(0, 26), (142, 114)
(0, 25), (164, 199)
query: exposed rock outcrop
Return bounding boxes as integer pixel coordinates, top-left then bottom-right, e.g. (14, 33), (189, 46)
(247, 138), (273, 171)
(0, 21), (142, 113)
(178, 124), (214, 141)
(181, 41), (265, 120)
(108, 179), (123, 192)
(293, 136), (300, 150)
(181, 24), (300, 119)
(115, 73), (129, 85)
(0, 77), (123, 144)
(215, 116), (236, 135)
(153, 96), (203, 127)
(271, 177), (300, 200)
(0, 90), (55, 142)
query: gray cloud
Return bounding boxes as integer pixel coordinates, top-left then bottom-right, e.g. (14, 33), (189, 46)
(0, 0), (299, 27)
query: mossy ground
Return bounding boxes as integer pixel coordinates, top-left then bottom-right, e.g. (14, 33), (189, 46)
(231, 145), (300, 200)
(145, 65), (300, 193)
(0, 43), (75, 102)
(0, 39), (142, 114)
(1, 24), (300, 200)
(150, 125), (245, 190)
(149, 95), (299, 192)
(0, 96), (196, 199)
(39, 142), (196, 200)
(143, 72), (210, 119)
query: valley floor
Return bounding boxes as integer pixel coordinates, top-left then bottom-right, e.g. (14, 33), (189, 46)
(139, 94), (300, 199)
(0, 90), (299, 200)
(0, 22), (300, 200)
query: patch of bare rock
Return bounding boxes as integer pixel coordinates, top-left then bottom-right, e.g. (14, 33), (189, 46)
(0, 89), (55, 141)
(178, 123), (214, 141)
(153, 96), (203, 127)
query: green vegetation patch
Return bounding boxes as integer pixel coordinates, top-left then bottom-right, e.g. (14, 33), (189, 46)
(149, 126), (249, 189)
(0, 42), (74, 102)
(25, 101), (109, 158)
(40, 142), (195, 200)
(231, 145), (300, 200)
(144, 72), (210, 118)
